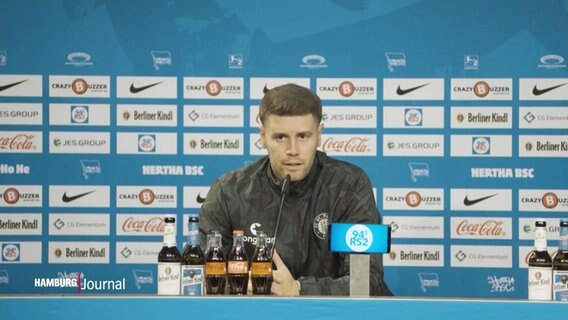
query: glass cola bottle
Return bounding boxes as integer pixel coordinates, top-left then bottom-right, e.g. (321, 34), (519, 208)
(157, 214), (181, 295)
(227, 230), (249, 295)
(553, 218), (568, 301)
(528, 219), (552, 300)
(205, 230), (226, 294)
(181, 214), (205, 295)
(251, 230), (273, 295)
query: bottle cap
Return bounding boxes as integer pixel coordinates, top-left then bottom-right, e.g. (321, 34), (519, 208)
(233, 229), (244, 235)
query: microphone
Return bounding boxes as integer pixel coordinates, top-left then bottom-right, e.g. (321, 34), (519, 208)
(270, 174), (291, 268)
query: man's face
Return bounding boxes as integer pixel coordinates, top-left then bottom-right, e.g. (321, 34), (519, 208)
(260, 114), (322, 183)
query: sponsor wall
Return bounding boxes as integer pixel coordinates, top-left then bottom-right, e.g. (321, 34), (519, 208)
(0, 0), (567, 298)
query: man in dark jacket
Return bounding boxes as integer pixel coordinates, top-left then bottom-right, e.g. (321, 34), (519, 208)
(199, 83), (391, 296)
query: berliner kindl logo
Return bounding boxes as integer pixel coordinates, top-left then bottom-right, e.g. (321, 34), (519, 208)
(457, 113), (464, 123)
(313, 213), (328, 240)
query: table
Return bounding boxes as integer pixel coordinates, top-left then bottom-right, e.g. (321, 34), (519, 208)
(1, 296), (566, 320)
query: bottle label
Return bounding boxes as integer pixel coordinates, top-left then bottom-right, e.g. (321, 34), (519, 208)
(227, 261), (248, 274)
(205, 261), (226, 276)
(158, 262), (181, 295)
(181, 265), (204, 295)
(534, 228), (547, 251)
(251, 262), (272, 276)
(528, 267), (552, 300)
(163, 225), (176, 247)
(188, 222), (199, 246)
(553, 270), (568, 301)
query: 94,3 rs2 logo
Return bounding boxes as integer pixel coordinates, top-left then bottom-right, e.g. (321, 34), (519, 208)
(346, 225), (373, 252)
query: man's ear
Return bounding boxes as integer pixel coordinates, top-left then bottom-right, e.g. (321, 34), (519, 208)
(317, 122), (323, 147)
(259, 125), (266, 148)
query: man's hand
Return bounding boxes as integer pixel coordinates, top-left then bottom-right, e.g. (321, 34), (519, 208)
(272, 251), (300, 297)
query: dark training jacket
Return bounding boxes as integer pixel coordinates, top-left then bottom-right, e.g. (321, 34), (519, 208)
(199, 151), (392, 296)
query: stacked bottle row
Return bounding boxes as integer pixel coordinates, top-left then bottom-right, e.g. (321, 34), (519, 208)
(528, 219), (568, 301)
(157, 214), (273, 295)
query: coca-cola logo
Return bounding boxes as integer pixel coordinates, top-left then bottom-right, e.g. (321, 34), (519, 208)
(456, 219), (505, 236)
(0, 134), (38, 150)
(321, 137), (369, 153)
(122, 216), (165, 233)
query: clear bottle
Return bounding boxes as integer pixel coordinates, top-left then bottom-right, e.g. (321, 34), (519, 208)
(251, 231), (273, 295)
(528, 219), (552, 301)
(553, 218), (568, 301)
(205, 230), (226, 294)
(157, 214), (181, 295)
(227, 230), (249, 295)
(181, 214), (205, 295)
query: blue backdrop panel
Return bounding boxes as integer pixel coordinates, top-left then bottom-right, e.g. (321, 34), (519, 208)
(0, 0), (567, 299)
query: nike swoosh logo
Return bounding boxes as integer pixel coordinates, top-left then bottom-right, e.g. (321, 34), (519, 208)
(263, 85), (271, 94)
(196, 193), (206, 204)
(396, 83), (429, 95)
(0, 79), (28, 92)
(463, 194), (497, 206)
(532, 83), (567, 96)
(62, 190), (96, 203)
(129, 82), (162, 93)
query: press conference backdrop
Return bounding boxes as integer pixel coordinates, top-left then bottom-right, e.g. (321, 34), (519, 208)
(0, 0), (568, 298)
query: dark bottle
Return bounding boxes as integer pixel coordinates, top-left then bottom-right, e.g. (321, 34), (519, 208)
(205, 230), (226, 294)
(251, 231), (273, 295)
(181, 214), (205, 295)
(553, 218), (568, 301)
(157, 214), (181, 295)
(227, 230), (249, 295)
(528, 219), (552, 301)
